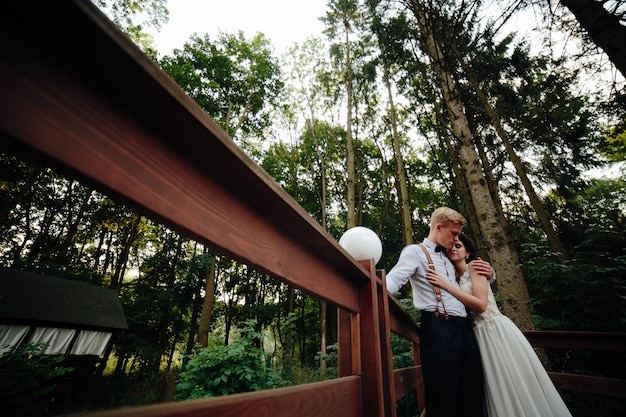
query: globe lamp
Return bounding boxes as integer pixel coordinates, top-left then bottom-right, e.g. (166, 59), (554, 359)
(339, 226), (383, 264)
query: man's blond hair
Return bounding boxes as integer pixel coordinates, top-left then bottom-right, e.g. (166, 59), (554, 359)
(430, 207), (467, 229)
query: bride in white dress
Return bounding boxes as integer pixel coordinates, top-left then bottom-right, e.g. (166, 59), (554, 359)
(425, 233), (572, 417)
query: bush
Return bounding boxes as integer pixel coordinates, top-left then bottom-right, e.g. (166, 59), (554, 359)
(174, 320), (284, 400)
(521, 229), (626, 332)
(0, 343), (73, 417)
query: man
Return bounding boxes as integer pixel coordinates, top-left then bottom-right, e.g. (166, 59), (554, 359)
(386, 207), (494, 417)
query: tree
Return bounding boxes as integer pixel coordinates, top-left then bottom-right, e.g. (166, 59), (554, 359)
(455, 38), (571, 262)
(196, 251), (217, 348)
(557, 0), (626, 78)
(382, 46), (414, 244)
(405, 0), (536, 329)
(159, 31), (284, 149)
(93, 0), (169, 53)
(323, 0), (362, 229)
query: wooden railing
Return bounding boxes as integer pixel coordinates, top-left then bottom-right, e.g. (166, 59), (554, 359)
(84, 261), (425, 417)
(0, 2), (623, 417)
(523, 331), (626, 399)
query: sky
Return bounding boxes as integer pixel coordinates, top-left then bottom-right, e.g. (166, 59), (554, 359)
(149, 0), (329, 55)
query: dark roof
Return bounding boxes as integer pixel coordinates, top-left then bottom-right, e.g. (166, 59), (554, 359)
(0, 268), (128, 330)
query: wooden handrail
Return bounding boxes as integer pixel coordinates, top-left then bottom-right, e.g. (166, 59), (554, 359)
(523, 331), (626, 399)
(548, 373), (626, 398)
(85, 377), (363, 417)
(524, 331), (626, 351)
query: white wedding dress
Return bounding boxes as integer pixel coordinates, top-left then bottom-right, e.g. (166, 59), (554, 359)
(459, 267), (573, 417)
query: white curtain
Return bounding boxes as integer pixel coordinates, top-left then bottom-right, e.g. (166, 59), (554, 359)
(70, 330), (112, 356)
(0, 324), (30, 355)
(29, 327), (76, 355)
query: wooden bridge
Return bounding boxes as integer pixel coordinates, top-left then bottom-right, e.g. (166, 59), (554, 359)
(1, 1), (624, 416)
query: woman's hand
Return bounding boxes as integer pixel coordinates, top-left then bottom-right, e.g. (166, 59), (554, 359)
(425, 269), (450, 291)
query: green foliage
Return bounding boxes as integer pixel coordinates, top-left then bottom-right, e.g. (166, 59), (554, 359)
(314, 342), (338, 379)
(94, 0), (169, 31)
(390, 298), (421, 368)
(0, 343), (73, 417)
(520, 229), (626, 417)
(174, 320), (284, 400)
(93, 0), (169, 55)
(158, 31), (284, 145)
(520, 229), (626, 332)
(542, 177), (626, 253)
(600, 119), (626, 162)
(575, 178), (626, 232)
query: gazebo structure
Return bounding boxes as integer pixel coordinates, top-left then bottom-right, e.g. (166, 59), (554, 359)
(0, 267), (128, 358)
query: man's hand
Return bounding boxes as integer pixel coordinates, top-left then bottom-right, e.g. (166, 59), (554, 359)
(472, 257), (495, 279)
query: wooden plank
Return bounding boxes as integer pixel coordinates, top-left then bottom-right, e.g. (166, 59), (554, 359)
(524, 331), (626, 351)
(0, 0), (368, 313)
(549, 373), (626, 398)
(387, 295), (420, 344)
(376, 268), (397, 417)
(338, 309), (361, 377)
(358, 261), (386, 417)
(393, 366), (421, 401)
(413, 343), (425, 414)
(84, 377), (363, 417)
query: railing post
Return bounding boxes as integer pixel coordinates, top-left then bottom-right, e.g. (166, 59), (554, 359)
(340, 259), (395, 417)
(375, 267), (397, 417)
(338, 308), (360, 378)
(413, 339), (424, 414)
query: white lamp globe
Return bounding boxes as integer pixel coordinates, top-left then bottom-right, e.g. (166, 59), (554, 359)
(339, 226), (383, 264)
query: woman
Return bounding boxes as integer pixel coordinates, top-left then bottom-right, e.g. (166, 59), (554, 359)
(425, 233), (572, 417)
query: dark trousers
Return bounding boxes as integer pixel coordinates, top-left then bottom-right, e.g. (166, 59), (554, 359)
(419, 311), (485, 417)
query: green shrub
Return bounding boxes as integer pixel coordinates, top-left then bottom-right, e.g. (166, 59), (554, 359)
(174, 320), (284, 400)
(0, 343), (73, 417)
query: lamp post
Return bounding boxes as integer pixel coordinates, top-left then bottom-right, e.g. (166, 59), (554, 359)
(338, 226), (382, 265)
(338, 226), (395, 416)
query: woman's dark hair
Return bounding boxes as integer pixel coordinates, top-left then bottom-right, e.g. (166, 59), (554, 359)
(459, 233), (478, 263)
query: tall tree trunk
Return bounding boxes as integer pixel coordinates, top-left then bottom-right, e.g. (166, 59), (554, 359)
(57, 187), (93, 266)
(469, 119), (511, 249)
(460, 100), (511, 258)
(458, 49), (570, 262)
(185, 250), (205, 354)
(317, 122), (330, 371)
(224, 296), (233, 346)
(409, 0), (534, 330)
(111, 214), (142, 290)
(428, 76), (487, 251)
(344, 19), (357, 229)
(287, 286), (295, 314)
(11, 207), (32, 266)
(197, 254), (216, 347)
(560, 0), (626, 78)
(383, 57), (414, 245)
(320, 299), (328, 374)
(444, 119), (484, 249)
(102, 232), (113, 275)
(27, 207), (54, 263)
(113, 352), (127, 376)
(92, 228), (107, 273)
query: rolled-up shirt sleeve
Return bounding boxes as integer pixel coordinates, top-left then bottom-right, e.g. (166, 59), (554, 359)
(386, 244), (421, 294)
